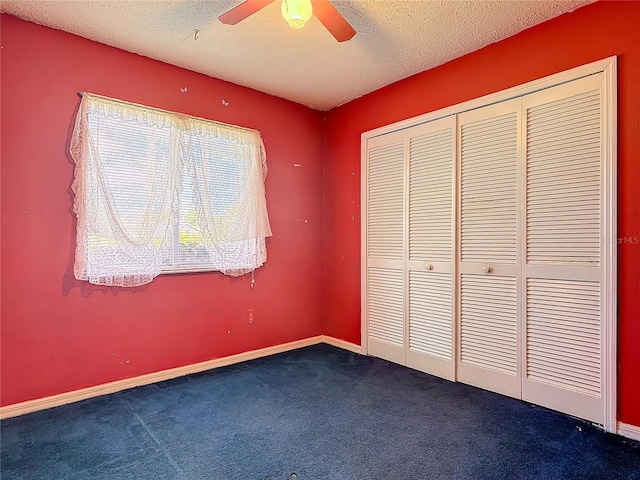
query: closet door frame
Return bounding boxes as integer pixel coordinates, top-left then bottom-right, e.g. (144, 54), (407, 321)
(361, 56), (617, 432)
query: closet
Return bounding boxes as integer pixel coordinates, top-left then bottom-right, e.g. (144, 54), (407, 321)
(361, 58), (616, 430)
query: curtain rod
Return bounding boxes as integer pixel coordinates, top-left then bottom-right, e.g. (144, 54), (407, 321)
(77, 91), (260, 135)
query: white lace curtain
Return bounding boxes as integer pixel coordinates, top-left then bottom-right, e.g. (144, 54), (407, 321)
(70, 93), (272, 287)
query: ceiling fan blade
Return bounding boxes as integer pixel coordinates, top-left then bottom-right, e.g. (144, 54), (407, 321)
(219, 0), (275, 25)
(312, 0), (356, 42)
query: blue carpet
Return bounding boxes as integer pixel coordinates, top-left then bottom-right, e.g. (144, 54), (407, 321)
(2, 344), (639, 479)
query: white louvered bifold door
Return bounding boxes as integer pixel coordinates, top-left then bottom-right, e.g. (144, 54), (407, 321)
(457, 99), (522, 398)
(405, 117), (456, 380)
(362, 60), (615, 429)
(364, 131), (406, 365)
(521, 75), (606, 424)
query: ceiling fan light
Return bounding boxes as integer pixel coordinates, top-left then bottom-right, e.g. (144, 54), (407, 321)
(281, 0), (313, 29)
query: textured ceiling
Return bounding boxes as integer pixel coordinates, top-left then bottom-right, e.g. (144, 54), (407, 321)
(0, 0), (594, 110)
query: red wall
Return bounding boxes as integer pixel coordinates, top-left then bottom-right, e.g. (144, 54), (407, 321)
(0, 15), (324, 406)
(322, 0), (640, 426)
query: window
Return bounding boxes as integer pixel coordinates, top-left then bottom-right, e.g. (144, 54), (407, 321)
(70, 93), (272, 287)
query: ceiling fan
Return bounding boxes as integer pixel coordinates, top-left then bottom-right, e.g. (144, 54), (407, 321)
(218, 0), (356, 42)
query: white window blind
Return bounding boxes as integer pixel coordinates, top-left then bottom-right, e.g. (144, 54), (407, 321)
(70, 93), (272, 287)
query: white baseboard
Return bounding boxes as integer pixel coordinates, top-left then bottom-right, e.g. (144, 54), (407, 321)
(4, 336), (636, 442)
(618, 422), (640, 442)
(321, 335), (362, 354)
(0, 335), (362, 420)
